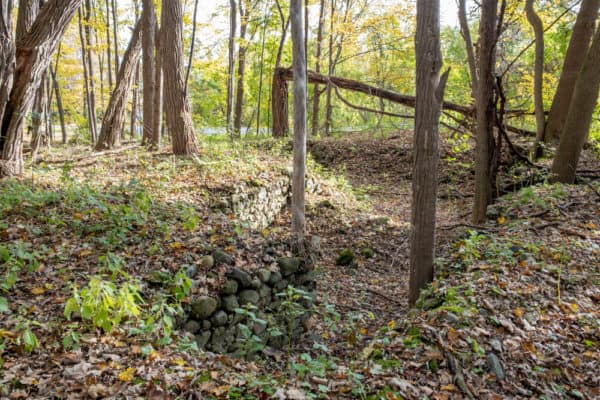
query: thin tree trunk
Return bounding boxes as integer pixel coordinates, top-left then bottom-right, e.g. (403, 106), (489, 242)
(0, 0), (15, 130)
(111, 0), (118, 70)
(141, 0), (156, 145)
(161, 0), (198, 155)
(226, 0), (237, 139)
(185, 0), (199, 92)
(95, 18), (143, 150)
(551, 26), (600, 183)
(409, 0), (448, 305)
(311, 0), (325, 136)
(233, 0), (250, 137)
(1, 0), (83, 176)
(255, 1), (269, 135)
(458, 0), (477, 100)
(105, 0), (113, 88)
(526, 0), (546, 159)
(78, 8), (96, 144)
(545, 0), (600, 143)
(472, 0), (498, 223)
(271, 0), (290, 138)
(324, 0), (335, 136)
(45, 68), (53, 144)
(291, 0), (307, 246)
(30, 72), (48, 159)
(50, 66), (67, 144)
(130, 61), (140, 139)
(151, 24), (162, 148)
(83, 0), (98, 143)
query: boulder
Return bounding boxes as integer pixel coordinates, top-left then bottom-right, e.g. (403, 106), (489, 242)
(257, 269), (271, 283)
(222, 279), (239, 295)
(213, 249), (234, 265)
(190, 296), (218, 320)
(183, 320), (201, 334)
(268, 270), (282, 286)
(227, 268), (253, 288)
(336, 249), (355, 266)
(239, 290), (260, 306)
(211, 310), (228, 327)
(222, 295), (239, 312)
(277, 257), (301, 276)
(199, 255), (214, 269)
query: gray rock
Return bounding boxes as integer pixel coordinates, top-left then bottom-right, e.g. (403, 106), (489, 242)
(486, 353), (505, 381)
(250, 277), (262, 289)
(185, 264), (198, 278)
(213, 249), (234, 265)
(258, 285), (272, 299)
(277, 257), (301, 276)
(184, 320), (201, 334)
(227, 268), (253, 288)
(210, 327), (229, 353)
(222, 295), (239, 312)
(190, 296), (218, 320)
(239, 290), (260, 306)
(268, 270), (282, 286)
(196, 331), (211, 349)
(489, 339), (503, 353)
(200, 255), (214, 269)
(252, 318), (268, 335)
(211, 310), (228, 326)
(445, 312), (460, 324)
(295, 271), (316, 285)
(486, 205), (500, 219)
(257, 269), (271, 283)
(222, 279), (239, 295)
(274, 279), (289, 291)
(202, 320), (212, 330)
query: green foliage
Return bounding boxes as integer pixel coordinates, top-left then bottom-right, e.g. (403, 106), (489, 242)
(64, 276), (144, 333)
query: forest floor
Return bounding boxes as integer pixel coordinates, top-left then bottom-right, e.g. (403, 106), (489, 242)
(0, 134), (598, 399)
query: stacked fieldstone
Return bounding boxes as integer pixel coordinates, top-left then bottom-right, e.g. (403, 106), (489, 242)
(183, 255), (317, 353)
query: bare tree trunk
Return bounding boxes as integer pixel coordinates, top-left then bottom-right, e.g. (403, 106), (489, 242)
(545, 0), (600, 143)
(409, 0), (448, 306)
(105, 0), (113, 89)
(1, 0), (82, 176)
(458, 0), (477, 100)
(291, 0), (307, 246)
(0, 1), (15, 130)
(50, 65), (67, 144)
(271, 0), (290, 138)
(130, 61), (140, 139)
(551, 26), (600, 183)
(95, 18), (143, 150)
(151, 24), (162, 148)
(78, 8), (97, 144)
(141, 0), (156, 145)
(30, 72), (48, 159)
(111, 0), (118, 71)
(16, 0), (39, 40)
(161, 0), (198, 155)
(233, 0), (253, 137)
(526, 0), (546, 159)
(226, 0), (237, 139)
(324, 0), (335, 136)
(472, 0), (498, 223)
(255, 0), (269, 135)
(84, 0), (98, 143)
(311, 0), (325, 136)
(185, 0), (199, 92)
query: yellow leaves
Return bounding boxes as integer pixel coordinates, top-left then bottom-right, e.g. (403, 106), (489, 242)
(441, 383), (457, 392)
(0, 329), (19, 339)
(522, 340), (537, 355)
(172, 358), (187, 366)
(497, 216), (507, 225)
(514, 307), (525, 318)
(118, 367), (136, 382)
(447, 327), (459, 344)
(387, 320), (396, 330)
(30, 287), (46, 295)
(170, 241), (184, 250)
(572, 356), (582, 368)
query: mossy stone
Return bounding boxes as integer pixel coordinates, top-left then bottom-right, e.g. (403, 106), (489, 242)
(336, 249), (355, 266)
(190, 296), (218, 320)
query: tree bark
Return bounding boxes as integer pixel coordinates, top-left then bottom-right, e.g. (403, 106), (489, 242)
(95, 18), (143, 150)
(551, 26), (600, 183)
(130, 60), (140, 139)
(78, 8), (97, 144)
(233, 0), (250, 137)
(311, 0), (326, 136)
(0, 0), (15, 131)
(1, 0), (83, 176)
(545, 0), (600, 143)
(141, 0), (155, 145)
(472, 0), (498, 223)
(105, 0), (113, 89)
(83, 0), (98, 143)
(151, 24), (162, 148)
(49, 65), (67, 144)
(271, 0), (290, 138)
(255, 0), (269, 135)
(30, 71), (48, 159)
(161, 0), (198, 155)
(458, 0), (477, 100)
(409, 0), (447, 305)
(226, 0), (237, 139)
(111, 0), (118, 71)
(526, 0), (546, 159)
(291, 0), (307, 245)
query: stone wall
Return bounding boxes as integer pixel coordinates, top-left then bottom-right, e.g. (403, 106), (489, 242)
(183, 255), (316, 354)
(215, 170), (322, 230)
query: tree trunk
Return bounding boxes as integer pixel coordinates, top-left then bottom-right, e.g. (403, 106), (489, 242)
(233, 0), (249, 137)
(472, 0), (498, 223)
(16, 0), (39, 41)
(161, 0), (198, 155)
(545, 0), (600, 143)
(1, 0), (82, 177)
(291, 0), (307, 246)
(50, 66), (67, 144)
(255, 0), (268, 135)
(78, 8), (97, 144)
(151, 24), (162, 148)
(324, 0), (335, 136)
(409, 0), (447, 305)
(550, 26), (600, 183)
(0, 1), (15, 131)
(311, 0), (325, 136)
(271, 0), (290, 138)
(105, 0), (113, 89)
(111, 0), (118, 71)
(526, 0), (546, 159)
(84, 0), (98, 143)
(226, 0), (236, 139)
(130, 61), (140, 139)
(141, 0), (155, 145)
(95, 18), (143, 150)
(30, 71), (48, 159)
(458, 0), (477, 100)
